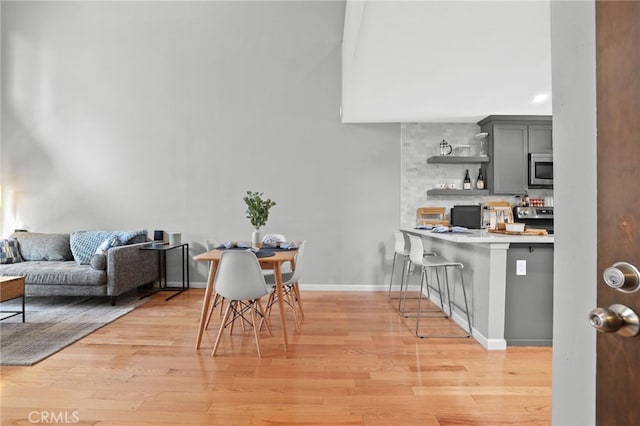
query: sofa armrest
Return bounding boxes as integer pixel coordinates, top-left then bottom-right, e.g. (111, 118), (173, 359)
(106, 242), (159, 297)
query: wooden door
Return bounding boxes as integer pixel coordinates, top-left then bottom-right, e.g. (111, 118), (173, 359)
(596, 1), (640, 424)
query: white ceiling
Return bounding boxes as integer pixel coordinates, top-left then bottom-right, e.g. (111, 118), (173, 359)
(342, 0), (552, 123)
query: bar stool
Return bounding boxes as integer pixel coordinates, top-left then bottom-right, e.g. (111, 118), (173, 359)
(407, 235), (472, 338)
(401, 234), (446, 318)
(390, 231), (437, 314)
(388, 231), (411, 300)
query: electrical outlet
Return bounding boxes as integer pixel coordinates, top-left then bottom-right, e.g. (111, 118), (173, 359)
(516, 260), (527, 276)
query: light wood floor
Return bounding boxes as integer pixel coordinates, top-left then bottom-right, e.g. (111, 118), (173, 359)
(0, 290), (551, 425)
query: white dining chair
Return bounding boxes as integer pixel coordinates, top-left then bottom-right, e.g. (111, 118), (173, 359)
(211, 250), (273, 357)
(261, 234), (292, 277)
(203, 239), (226, 330)
(263, 240), (307, 331)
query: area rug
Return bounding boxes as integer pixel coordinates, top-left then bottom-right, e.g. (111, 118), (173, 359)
(0, 293), (148, 366)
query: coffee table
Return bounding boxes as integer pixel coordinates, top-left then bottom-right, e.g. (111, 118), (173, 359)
(0, 276), (26, 322)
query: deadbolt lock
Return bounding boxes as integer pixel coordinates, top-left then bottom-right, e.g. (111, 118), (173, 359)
(589, 304), (640, 337)
(603, 262), (640, 293)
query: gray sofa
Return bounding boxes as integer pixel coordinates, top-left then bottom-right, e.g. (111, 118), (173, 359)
(0, 231), (159, 305)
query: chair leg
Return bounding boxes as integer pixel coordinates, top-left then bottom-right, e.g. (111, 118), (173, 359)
(398, 258), (413, 313)
(292, 282), (304, 320)
(458, 267), (473, 335)
(400, 264), (441, 318)
(250, 301), (262, 358)
(393, 255), (411, 305)
(212, 302), (233, 356)
(414, 265), (470, 339)
(427, 266), (446, 315)
(286, 288), (301, 332)
(256, 298), (273, 336)
(205, 293), (224, 330)
(388, 252), (398, 299)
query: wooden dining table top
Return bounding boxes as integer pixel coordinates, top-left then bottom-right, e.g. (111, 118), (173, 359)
(193, 247), (297, 263)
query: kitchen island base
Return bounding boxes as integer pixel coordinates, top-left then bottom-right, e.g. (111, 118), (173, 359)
(402, 228), (554, 350)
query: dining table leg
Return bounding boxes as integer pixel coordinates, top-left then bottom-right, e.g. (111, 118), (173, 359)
(274, 261), (288, 352)
(196, 261), (217, 349)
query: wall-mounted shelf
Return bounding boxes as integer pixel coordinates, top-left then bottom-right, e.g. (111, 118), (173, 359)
(427, 156), (490, 164)
(427, 189), (490, 196)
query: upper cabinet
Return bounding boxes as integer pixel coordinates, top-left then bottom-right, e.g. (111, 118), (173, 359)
(478, 115), (552, 195)
(528, 125), (553, 153)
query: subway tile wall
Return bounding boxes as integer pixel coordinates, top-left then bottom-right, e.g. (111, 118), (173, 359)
(401, 122), (514, 229)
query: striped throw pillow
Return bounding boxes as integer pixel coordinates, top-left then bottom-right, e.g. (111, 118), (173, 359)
(0, 238), (23, 264)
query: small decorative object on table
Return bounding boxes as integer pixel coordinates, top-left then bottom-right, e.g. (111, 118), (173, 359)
(243, 191), (276, 249)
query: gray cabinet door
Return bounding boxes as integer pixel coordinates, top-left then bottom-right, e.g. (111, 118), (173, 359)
(492, 124), (528, 194)
(504, 243), (554, 346)
(528, 124), (553, 153)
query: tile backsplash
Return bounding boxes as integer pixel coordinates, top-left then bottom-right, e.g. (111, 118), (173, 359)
(400, 123), (551, 229)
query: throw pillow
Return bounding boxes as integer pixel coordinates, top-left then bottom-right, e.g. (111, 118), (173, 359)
(70, 230), (149, 265)
(9, 232), (73, 261)
(89, 254), (107, 270)
(0, 238), (23, 264)
(70, 231), (112, 265)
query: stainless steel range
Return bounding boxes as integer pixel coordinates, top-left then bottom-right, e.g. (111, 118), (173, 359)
(513, 206), (554, 234)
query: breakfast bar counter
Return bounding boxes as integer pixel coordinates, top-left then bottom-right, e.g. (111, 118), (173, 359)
(402, 228), (554, 350)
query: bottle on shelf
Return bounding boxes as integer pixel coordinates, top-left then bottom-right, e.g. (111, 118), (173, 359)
(463, 169), (472, 190)
(476, 168), (485, 190)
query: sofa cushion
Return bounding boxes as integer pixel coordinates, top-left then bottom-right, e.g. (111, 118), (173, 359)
(0, 238), (23, 264)
(70, 230), (148, 265)
(10, 232), (73, 261)
(0, 260), (107, 286)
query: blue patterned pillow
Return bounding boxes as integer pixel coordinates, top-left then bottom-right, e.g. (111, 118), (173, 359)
(0, 238), (23, 264)
(70, 230), (148, 265)
(70, 231), (112, 265)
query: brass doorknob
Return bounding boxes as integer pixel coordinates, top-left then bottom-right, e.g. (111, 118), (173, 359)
(589, 304), (640, 337)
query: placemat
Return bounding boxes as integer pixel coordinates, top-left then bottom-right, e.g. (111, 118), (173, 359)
(215, 246), (275, 258)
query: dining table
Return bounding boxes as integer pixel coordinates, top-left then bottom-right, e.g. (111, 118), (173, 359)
(193, 246), (298, 352)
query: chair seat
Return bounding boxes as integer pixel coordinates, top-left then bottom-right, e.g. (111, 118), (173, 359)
(420, 255), (463, 268)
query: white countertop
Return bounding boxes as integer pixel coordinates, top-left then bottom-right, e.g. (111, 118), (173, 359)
(403, 228), (554, 244)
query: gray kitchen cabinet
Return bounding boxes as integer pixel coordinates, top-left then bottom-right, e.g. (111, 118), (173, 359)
(528, 124), (553, 153)
(478, 115), (552, 194)
(504, 243), (554, 346)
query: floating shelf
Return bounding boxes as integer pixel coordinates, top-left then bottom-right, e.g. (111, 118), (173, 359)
(427, 189), (490, 196)
(427, 155), (490, 164)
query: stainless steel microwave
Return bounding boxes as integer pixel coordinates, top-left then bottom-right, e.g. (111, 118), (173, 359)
(529, 153), (553, 187)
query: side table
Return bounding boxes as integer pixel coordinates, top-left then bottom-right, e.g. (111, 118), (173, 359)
(0, 276), (26, 322)
(139, 243), (190, 301)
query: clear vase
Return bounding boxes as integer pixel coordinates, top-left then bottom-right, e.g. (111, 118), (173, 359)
(251, 230), (261, 249)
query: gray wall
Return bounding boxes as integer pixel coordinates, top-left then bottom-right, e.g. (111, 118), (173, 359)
(550, 1), (597, 424)
(0, 1), (400, 287)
